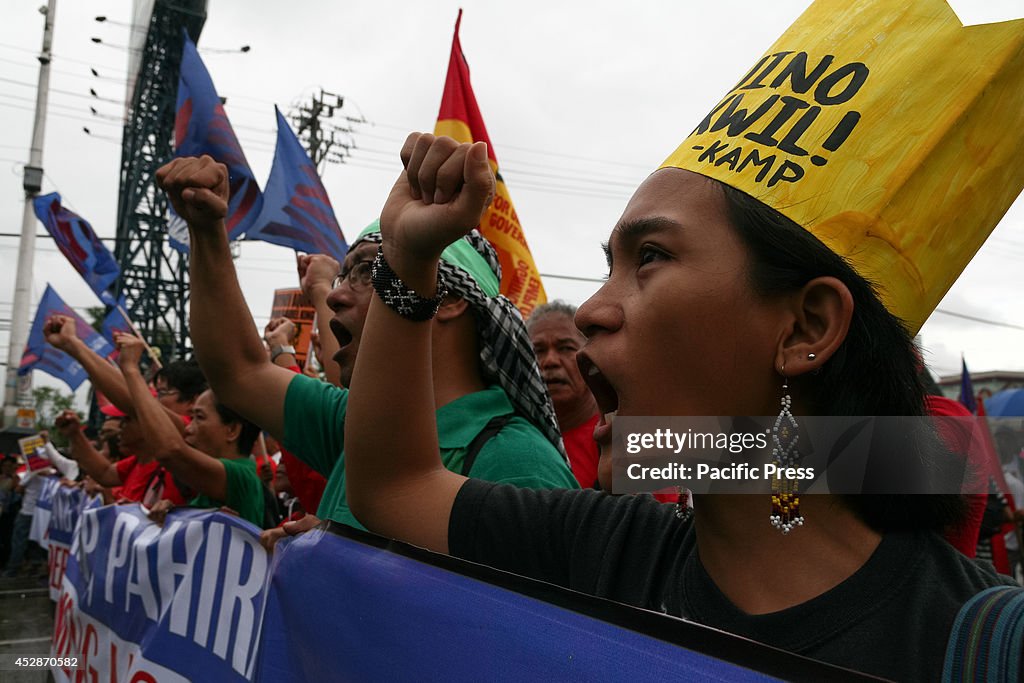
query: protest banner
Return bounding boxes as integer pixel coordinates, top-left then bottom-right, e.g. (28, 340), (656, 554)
(46, 485), (100, 601)
(28, 474), (61, 551)
(270, 288), (315, 369)
(254, 523), (861, 681)
(38, 503), (865, 681)
(51, 505), (269, 682)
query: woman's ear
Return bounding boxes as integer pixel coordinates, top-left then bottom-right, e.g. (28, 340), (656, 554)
(224, 420), (242, 447)
(774, 276), (853, 377)
(435, 296), (470, 323)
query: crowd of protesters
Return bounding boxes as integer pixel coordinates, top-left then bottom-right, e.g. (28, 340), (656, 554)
(0, 83), (1022, 683)
(0, 139), (1018, 679)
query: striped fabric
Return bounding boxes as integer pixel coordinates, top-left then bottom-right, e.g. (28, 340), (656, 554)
(354, 230), (566, 462)
(943, 585), (1024, 682)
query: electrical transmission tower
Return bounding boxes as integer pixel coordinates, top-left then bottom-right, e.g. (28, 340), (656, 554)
(114, 0), (207, 361)
(291, 89), (358, 171)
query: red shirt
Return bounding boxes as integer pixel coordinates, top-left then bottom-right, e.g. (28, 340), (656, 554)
(114, 456), (186, 506)
(281, 449), (326, 514)
(562, 414), (601, 489)
(279, 364), (328, 514)
(925, 395), (986, 558)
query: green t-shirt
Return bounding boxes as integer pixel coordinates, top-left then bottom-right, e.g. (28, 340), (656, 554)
(283, 374), (578, 528)
(190, 456), (265, 528)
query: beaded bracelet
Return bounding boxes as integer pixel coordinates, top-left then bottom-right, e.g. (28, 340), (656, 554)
(370, 246), (447, 322)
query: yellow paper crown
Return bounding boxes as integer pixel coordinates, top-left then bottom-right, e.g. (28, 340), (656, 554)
(661, 0), (1024, 333)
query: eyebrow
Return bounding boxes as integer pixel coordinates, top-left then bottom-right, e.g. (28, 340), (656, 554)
(341, 247), (377, 271)
(602, 216), (684, 268)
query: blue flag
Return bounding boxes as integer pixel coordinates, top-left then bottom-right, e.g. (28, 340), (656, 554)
(245, 107), (348, 261)
(18, 285), (115, 391)
(33, 193), (120, 306)
(99, 303), (133, 345)
(172, 31), (263, 251)
(958, 357), (977, 414)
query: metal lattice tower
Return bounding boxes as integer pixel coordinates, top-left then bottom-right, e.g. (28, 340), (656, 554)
(114, 0), (207, 361)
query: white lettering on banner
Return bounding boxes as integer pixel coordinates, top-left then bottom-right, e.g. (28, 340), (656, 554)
(75, 509), (99, 604)
(50, 506), (271, 679)
(125, 525), (161, 620)
(50, 490), (75, 534)
(105, 513), (140, 603)
(159, 519), (204, 638)
(52, 582), (189, 683)
(194, 520), (224, 649)
(213, 526), (267, 672)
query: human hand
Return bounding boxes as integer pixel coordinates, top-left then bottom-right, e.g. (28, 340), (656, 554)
(82, 477), (105, 498)
(147, 499), (175, 526)
(297, 253), (340, 298)
(39, 429), (49, 442)
(259, 513), (321, 553)
(379, 133), (494, 274)
(44, 315), (79, 352)
(155, 155), (229, 233)
(54, 410), (82, 440)
(264, 318), (297, 348)
(114, 332), (146, 371)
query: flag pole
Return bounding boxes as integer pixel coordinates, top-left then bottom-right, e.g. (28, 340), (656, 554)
(117, 304), (163, 370)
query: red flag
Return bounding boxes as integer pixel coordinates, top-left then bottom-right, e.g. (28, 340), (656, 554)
(434, 10), (547, 318)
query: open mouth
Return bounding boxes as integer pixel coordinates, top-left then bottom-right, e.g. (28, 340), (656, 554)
(329, 318), (353, 350)
(577, 353), (619, 415)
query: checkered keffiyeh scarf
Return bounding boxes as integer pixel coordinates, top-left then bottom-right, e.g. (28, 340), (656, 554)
(355, 230), (567, 461)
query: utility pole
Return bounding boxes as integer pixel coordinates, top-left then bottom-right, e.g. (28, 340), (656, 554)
(3, 0), (57, 426)
(291, 89), (351, 171)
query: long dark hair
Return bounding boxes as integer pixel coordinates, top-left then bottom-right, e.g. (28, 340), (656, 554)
(717, 180), (965, 533)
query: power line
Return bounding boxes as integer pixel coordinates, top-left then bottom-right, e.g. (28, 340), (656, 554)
(931, 308), (1024, 332)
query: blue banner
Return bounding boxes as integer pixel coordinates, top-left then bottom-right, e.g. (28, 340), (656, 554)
(46, 485), (100, 601)
(28, 474), (61, 550)
(40, 505), (854, 680)
(32, 193), (120, 306)
(18, 285), (115, 391)
(245, 107), (348, 262)
(52, 505), (268, 682)
(254, 526), (780, 681)
(172, 32), (263, 251)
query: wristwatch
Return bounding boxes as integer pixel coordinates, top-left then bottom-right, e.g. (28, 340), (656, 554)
(270, 344), (296, 361)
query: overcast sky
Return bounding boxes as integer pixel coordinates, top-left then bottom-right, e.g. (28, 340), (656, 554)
(2, 0), (1023, 406)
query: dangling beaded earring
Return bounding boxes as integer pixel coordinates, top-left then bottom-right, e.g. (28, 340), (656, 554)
(770, 369), (804, 534)
(675, 486), (692, 522)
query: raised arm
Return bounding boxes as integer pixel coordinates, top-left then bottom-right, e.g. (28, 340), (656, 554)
(45, 315), (132, 412)
(345, 134), (494, 552)
(297, 253), (342, 386)
(54, 411), (120, 487)
(116, 333), (228, 501)
(45, 316), (185, 435)
(156, 156), (292, 438)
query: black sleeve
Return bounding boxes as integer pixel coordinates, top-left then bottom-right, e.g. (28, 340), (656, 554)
(448, 480), (689, 610)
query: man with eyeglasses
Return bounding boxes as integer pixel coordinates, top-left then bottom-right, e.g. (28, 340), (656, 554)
(158, 155), (578, 540)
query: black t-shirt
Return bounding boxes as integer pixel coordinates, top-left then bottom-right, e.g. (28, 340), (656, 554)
(449, 480), (1017, 682)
